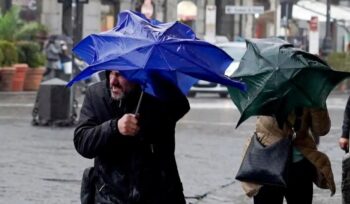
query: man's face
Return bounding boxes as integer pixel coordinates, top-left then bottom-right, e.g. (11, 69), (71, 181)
(109, 71), (135, 100)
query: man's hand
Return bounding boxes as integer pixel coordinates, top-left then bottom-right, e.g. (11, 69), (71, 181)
(339, 137), (349, 152)
(117, 114), (140, 136)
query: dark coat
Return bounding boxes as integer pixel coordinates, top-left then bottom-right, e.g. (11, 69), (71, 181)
(342, 95), (350, 139)
(74, 81), (189, 204)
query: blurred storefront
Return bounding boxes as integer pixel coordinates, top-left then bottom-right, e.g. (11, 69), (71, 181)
(6, 0), (348, 53)
(38, 0), (172, 42)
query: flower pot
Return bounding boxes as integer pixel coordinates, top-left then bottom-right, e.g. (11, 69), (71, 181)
(23, 67), (46, 91)
(12, 63), (28, 91)
(0, 67), (16, 92)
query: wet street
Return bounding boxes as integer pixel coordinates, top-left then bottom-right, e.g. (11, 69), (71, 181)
(0, 91), (348, 204)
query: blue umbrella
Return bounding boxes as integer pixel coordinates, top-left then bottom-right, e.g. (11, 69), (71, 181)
(67, 10), (246, 98)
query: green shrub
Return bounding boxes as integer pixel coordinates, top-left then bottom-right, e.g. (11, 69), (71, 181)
(32, 52), (45, 68)
(0, 48), (3, 66)
(0, 40), (18, 66)
(15, 22), (48, 42)
(0, 6), (22, 42)
(16, 41), (45, 68)
(327, 52), (350, 72)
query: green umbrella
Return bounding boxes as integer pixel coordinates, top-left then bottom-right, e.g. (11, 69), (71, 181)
(228, 38), (350, 128)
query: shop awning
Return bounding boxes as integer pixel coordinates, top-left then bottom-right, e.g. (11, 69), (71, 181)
(293, 0), (350, 22)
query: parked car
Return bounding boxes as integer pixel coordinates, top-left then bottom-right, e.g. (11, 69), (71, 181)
(188, 41), (247, 98)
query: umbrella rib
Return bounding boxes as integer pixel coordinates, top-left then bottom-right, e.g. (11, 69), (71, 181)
(155, 44), (173, 70)
(241, 71), (275, 113)
(91, 43), (155, 69)
(158, 41), (227, 78)
(88, 34), (154, 64)
(268, 69), (317, 106)
(139, 45), (156, 70)
(158, 22), (178, 40)
(158, 21), (195, 40)
(282, 69), (319, 105)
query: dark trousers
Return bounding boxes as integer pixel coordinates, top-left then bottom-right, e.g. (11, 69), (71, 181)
(254, 158), (315, 204)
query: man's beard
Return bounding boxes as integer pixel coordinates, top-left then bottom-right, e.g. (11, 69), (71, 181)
(110, 89), (125, 100)
(110, 84), (139, 101)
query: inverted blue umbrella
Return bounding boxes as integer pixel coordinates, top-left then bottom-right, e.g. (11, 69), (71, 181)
(67, 10), (246, 100)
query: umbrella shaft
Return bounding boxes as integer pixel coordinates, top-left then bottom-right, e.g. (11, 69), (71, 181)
(135, 91), (144, 114)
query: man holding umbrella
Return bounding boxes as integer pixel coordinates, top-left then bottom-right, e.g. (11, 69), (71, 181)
(71, 10), (246, 204)
(75, 70), (189, 204)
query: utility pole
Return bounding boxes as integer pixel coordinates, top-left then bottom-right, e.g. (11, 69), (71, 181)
(69, 0), (78, 123)
(238, 0), (243, 37)
(322, 0), (332, 57)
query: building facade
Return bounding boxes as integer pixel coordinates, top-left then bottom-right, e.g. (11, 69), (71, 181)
(2, 0), (268, 42)
(3, 0), (348, 52)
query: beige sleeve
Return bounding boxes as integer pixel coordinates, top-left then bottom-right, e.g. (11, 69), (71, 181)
(309, 107), (331, 137)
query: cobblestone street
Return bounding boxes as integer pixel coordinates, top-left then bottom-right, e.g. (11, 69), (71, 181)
(0, 91), (348, 203)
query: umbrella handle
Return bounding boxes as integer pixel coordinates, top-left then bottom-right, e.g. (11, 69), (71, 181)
(135, 91), (144, 114)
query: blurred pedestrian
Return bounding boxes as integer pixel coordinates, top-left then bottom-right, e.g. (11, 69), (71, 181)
(44, 35), (62, 79)
(74, 70), (189, 204)
(59, 40), (72, 75)
(240, 107), (335, 204)
(339, 95), (350, 152)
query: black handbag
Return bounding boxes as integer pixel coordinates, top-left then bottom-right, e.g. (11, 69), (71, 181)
(235, 133), (292, 187)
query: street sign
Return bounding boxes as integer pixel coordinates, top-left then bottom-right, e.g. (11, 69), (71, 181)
(57, 0), (89, 3)
(225, 6), (264, 14)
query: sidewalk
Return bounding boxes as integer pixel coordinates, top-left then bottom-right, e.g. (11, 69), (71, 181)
(0, 90), (84, 104)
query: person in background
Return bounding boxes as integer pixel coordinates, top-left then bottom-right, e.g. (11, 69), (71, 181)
(241, 107), (335, 204)
(74, 70), (189, 204)
(59, 40), (72, 75)
(339, 95), (350, 152)
(44, 35), (62, 79)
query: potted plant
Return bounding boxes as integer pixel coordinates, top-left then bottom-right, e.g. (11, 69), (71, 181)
(17, 41), (46, 91)
(0, 48), (4, 84)
(0, 6), (22, 42)
(0, 40), (18, 91)
(13, 41), (31, 91)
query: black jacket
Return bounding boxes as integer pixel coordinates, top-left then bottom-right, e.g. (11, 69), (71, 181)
(74, 81), (189, 204)
(342, 95), (350, 139)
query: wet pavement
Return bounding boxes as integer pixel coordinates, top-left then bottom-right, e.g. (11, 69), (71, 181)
(0, 91), (348, 203)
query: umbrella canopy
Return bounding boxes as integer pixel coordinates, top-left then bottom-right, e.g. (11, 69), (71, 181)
(228, 38), (350, 127)
(67, 10), (246, 97)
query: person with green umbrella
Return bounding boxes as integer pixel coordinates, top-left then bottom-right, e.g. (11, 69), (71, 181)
(229, 38), (340, 203)
(242, 107), (336, 204)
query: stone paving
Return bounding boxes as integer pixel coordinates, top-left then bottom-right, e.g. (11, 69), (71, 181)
(0, 91), (348, 203)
